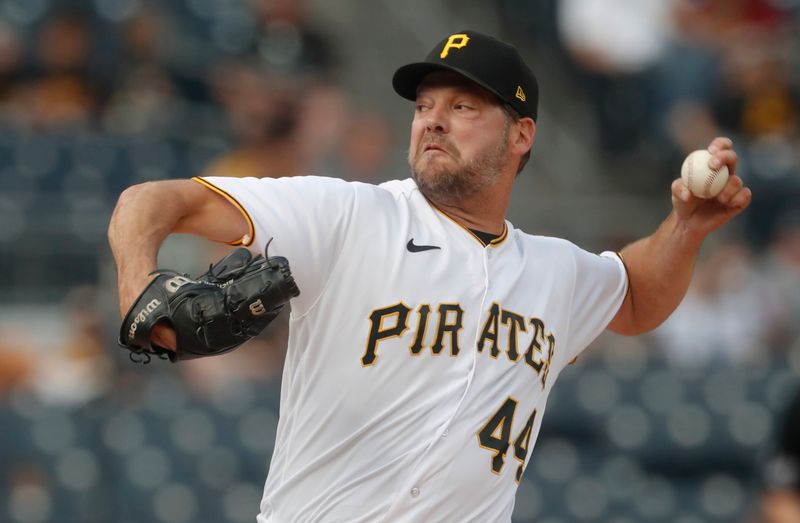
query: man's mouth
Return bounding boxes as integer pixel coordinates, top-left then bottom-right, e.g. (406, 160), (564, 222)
(423, 144), (447, 154)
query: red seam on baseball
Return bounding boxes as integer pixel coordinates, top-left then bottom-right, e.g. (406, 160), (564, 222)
(705, 168), (719, 198)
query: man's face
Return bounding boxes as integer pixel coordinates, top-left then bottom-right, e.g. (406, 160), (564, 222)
(408, 70), (512, 203)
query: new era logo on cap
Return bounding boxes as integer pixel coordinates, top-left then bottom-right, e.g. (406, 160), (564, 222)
(392, 30), (538, 121)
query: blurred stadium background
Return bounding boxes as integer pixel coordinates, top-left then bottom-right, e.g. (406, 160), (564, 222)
(0, 0), (799, 522)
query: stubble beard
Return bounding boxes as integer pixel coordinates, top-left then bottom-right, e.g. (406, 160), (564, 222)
(409, 123), (510, 204)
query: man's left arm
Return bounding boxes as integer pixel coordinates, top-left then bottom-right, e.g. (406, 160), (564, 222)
(608, 137), (753, 336)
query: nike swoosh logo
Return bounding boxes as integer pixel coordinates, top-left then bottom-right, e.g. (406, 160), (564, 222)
(407, 239), (441, 253)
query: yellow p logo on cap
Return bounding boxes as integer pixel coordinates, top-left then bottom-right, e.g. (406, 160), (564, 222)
(440, 34), (470, 59)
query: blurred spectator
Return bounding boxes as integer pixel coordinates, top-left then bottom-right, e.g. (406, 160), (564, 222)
(32, 285), (112, 405)
(559, 0), (671, 75)
(103, 4), (184, 133)
(651, 237), (781, 365)
(713, 36), (799, 140)
(0, 21), (22, 113)
(114, 3), (197, 89)
(0, 332), (34, 398)
(660, 0), (792, 103)
(345, 111), (394, 179)
(103, 62), (181, 134)
(761, 212), (800, 349)
(672, 0), (789, 46)
(199, 0), (344, 180)
(202, 60), (349, 180)
(715, 33), (800, 245)
(10, 8), (108, 130)
(322, 110), (396, 183)
(294, 79), (350, 174)
(659, 1), (800, 241)
(251, 0), (338, 77)
(557, 0), (672, 153)
(203, 62), (306, 179)
(757, 385), (800, 523)
(0, 288), (112, 406)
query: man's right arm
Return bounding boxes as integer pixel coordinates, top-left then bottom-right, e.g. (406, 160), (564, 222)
(108, 180), (248, 347)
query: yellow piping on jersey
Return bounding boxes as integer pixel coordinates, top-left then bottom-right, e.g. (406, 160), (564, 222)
(430, 203), (509, 248)
(191, 177), (255, 246)
(489, 225), (508, 246)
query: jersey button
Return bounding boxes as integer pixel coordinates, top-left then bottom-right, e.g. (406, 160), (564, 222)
(410, 487), (420, 498)
(442, 429), (449, 437)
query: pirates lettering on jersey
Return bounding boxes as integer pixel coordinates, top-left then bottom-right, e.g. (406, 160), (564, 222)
(363, 302), (556, 387)
(409, 304), (431, 355)
(362, 303), (411, 366)
(478, 305), (556, 390)
(362, 302), (464, 366)
(432, 303), (464, 356)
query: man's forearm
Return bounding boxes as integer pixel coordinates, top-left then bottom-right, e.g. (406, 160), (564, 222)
(108, 179), (249, 318)
(108, 182), (190, 314)
(612, 211), (703, 335)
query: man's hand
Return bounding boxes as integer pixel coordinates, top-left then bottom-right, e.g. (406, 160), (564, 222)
(609, 136), (753, 335)
(671, 137), (752, 243)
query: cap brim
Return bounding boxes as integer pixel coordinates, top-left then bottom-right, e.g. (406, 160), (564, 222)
(392, 61), (506, 105)
(393, 62), (447, 100)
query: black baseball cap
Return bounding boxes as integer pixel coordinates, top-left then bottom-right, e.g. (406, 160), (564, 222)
(393, 30), (538, 121)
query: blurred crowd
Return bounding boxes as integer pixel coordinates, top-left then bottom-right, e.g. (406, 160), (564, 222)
(0, 0), (399, 182)
(509, 0), (800, 238)
(499, 0), (800, 362)
(0, 0), (404, 401)
(0, 0), (798, 521)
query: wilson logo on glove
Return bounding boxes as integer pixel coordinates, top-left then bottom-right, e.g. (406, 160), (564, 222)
(127, 299), (162, 342)
(249, 299), (267, 316)
(165, 275), (193, 293)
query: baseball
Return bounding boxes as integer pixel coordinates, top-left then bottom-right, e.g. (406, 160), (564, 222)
(680, 149), (729, 199)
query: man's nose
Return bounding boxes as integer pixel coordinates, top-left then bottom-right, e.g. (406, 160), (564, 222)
(422, 105), (448, 133)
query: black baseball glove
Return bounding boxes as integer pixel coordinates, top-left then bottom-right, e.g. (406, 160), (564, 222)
(119, 245), (300, 363)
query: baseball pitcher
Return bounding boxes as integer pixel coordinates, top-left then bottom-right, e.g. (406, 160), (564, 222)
(109, 30), (751, 522)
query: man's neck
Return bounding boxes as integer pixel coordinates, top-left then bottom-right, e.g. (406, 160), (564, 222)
(427, 180), (512, 235)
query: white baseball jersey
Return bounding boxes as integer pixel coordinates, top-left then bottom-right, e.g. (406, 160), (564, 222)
(195, 175), (628, 523)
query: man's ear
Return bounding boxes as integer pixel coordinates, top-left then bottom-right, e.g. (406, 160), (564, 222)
(513, 118), (535, 155)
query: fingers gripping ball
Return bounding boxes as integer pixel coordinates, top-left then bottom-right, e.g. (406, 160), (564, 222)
(119, 245), (300, 363)
(681, 149), (729, 199)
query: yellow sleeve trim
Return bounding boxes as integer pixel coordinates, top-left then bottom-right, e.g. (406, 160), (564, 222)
(191, 177), (255, 246)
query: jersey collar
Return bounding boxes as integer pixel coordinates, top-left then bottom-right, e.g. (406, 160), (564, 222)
(430, 202), (510, 248)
